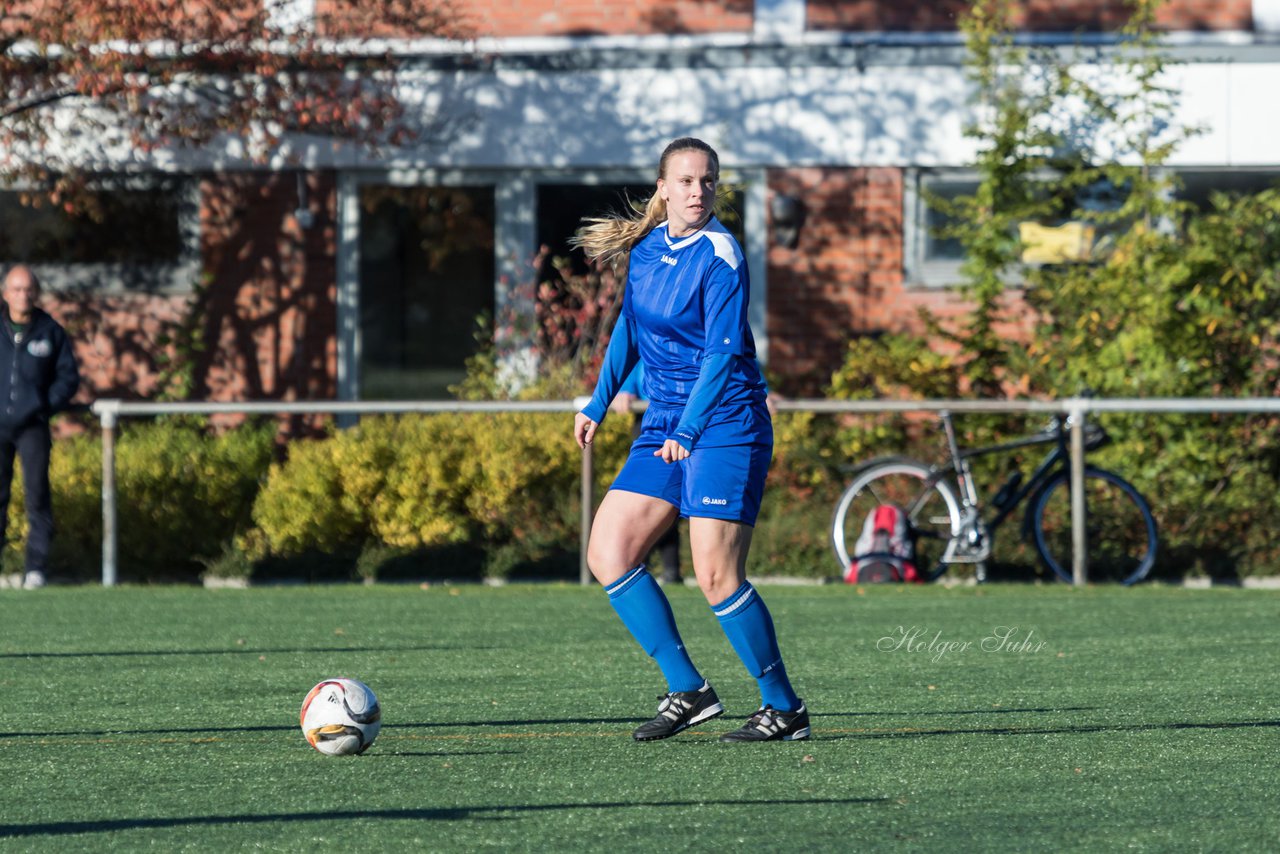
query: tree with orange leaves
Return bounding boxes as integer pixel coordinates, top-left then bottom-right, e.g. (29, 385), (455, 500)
(0, 0), (471, 203)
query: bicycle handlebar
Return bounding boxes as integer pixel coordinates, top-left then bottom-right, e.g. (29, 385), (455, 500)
(950, 412), (1109, 460)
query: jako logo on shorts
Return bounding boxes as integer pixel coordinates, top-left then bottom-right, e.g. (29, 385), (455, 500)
(702, 497), (728, 506)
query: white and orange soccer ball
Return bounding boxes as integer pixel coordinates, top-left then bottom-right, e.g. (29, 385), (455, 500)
(300, 678), (382, 756)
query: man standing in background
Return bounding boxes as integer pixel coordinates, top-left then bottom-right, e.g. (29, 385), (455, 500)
(0, 265), (80, 589)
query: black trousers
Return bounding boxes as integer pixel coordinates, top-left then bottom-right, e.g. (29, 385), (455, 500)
(653, 519), (681, 580)
(0, 422), (53, 573)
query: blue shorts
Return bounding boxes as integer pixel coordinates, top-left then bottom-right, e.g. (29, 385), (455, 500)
(609, 432), (773, 527)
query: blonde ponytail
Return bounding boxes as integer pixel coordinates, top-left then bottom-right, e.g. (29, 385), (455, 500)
(570, 192), (667, 265)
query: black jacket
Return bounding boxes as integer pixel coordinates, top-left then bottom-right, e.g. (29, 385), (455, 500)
(0, 305), (80, 432)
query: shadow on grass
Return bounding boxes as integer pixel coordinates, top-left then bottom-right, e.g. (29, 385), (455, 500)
(0, 797), (890, 838)
(0, 643), (471, 660)
(382, 750), (522, 758)
(2, 716), (658, 739)
(0, 724), (297, 740)
(267, 707), (1106, 732)
(396, 716), (656, 728)
(820, 719), (1280, 740)
(811, 706), (1098, 719)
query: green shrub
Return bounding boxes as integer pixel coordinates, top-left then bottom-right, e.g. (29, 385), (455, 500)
(249, 412), (632, 580)
(826, 334), (962, 465)
(51, 432), (104, 577)
(250, 416), (399, 559)
(114, 421), (274, 581)
(5, 420), (273, 582)
(368, 414), (476, 550)
(748, 481), (840, 580)
(199, 540), (255, 585)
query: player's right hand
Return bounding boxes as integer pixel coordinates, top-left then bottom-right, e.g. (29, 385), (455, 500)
(574, 411), (598, 449)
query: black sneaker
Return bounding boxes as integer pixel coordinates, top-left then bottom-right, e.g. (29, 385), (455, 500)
(719, 702), (811, 742)
(632, 681), (724, 741)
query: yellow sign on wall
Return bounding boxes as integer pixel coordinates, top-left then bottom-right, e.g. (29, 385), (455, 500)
(1019, 221), (1096, 264)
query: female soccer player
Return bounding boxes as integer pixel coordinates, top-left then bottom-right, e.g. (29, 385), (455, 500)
(571, 137), (809, 742)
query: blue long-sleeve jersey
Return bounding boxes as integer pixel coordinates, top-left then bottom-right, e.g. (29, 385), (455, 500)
(582, 216), (770, 449)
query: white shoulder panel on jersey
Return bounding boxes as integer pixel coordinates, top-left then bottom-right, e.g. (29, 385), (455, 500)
(702, 225), (743, 271)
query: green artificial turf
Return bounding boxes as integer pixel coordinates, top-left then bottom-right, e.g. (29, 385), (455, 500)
(1, 583), (1277, 852)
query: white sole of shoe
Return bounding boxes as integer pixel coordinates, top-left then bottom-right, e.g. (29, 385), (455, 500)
(687, 702), (724, 727)
(634, 702), (725, 741)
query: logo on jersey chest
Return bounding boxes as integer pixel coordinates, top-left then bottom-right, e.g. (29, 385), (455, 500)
(660, 254), (678, 267)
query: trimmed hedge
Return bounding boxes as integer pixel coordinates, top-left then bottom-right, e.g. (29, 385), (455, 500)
(247, 413), (633, 582)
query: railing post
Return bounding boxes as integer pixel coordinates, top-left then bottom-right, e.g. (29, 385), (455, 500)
(579, 440), (593, 586)
(573, 396), (595, 586)
(1068, 400), (1088, 586)
(100, 406), (119, 587)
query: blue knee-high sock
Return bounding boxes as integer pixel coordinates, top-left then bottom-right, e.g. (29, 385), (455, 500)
(713, 581), (801, 712)
(605, 566), (704, 693)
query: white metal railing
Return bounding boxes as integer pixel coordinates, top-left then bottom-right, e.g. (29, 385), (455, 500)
(88, 396), (1280, 587)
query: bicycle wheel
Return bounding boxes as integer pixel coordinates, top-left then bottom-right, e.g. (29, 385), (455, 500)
(831, 457), (962, 580)
(1030, 467), (1157, 585)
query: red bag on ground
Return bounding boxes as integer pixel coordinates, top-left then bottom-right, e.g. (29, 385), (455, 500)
(847, 504), (920, 584)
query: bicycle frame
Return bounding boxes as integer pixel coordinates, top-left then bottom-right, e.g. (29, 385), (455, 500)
(938, 411), (1074, 561)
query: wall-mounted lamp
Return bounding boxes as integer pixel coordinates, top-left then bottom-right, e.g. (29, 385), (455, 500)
(770, 192), (805, 249)
(294, 171), (314, 230)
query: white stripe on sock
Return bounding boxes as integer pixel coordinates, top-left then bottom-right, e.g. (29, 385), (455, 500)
(604, 564), (647, 596)
(713, 584), (756, 618)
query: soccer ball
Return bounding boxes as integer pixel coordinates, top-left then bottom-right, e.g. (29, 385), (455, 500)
(300, 678), (382, 755)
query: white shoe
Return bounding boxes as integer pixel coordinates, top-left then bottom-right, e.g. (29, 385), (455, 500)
(22, 570), (46, 590)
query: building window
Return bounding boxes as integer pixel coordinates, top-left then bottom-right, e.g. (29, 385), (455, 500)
(535, 183), (652, 280)
(906, 169), (1118, 286)
(358, 185), (496, 400)
(904, 170), (980, 287)
(0, 177), (199, 292)
(1174, 169), (1280, 212)
(904, 168), (1280, 287)
(341, 172), (760, 402)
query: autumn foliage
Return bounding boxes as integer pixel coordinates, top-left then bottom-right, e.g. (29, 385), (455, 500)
(0, 0), (471, 199)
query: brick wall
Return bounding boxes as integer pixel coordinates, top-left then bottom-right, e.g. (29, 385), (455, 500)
(766, 167), (898, 393)
(44, 171), (339, 432)
(807, 0), (1254, 32)
(321, 0), (1256, 39)
(12, 1), (1249, 44)
(43, 293), (192, 407)
(764, 167), (1034, 395)
(1, 1), (267, 44)
(455, 0), (753, 37)
(198, 172), (338, 406)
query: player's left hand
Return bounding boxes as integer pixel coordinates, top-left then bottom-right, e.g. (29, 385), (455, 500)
(609, 392), (638, 416)
(654, 438), (690, 463)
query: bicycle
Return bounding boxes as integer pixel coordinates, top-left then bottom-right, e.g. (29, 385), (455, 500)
(830, 410), (1158, 585)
